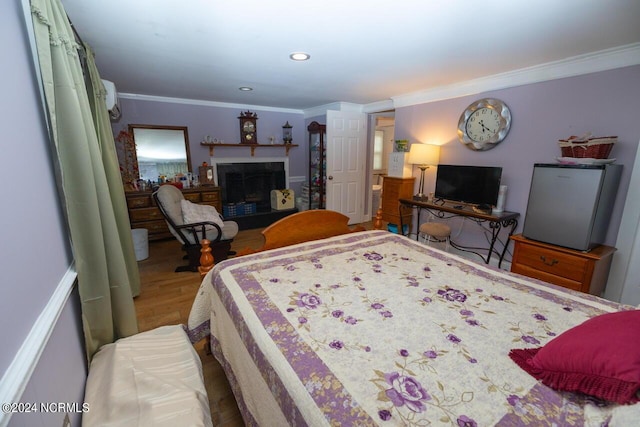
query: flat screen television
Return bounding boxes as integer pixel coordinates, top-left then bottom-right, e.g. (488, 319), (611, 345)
(434, 165), (502, 206)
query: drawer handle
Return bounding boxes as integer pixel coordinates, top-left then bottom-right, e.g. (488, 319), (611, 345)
(540, 255), (558, 266)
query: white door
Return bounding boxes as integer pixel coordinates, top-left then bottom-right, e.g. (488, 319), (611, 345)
(325, 110), (367, 224)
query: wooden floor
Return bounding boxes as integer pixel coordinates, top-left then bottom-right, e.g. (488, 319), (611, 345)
(134, 229), (266, 426)
(134, 221), (375, 425)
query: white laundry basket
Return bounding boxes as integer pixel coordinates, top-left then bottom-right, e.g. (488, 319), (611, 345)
(131, 228), (149, 261)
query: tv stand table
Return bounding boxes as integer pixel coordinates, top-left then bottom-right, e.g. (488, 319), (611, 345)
(398, 198), (519, 268)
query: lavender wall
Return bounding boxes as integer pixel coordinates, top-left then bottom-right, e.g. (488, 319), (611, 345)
(395, 65), (640, 256)
(1, 0), (71, 374)
(3, 1), (87, 426)
(112, 98), (307, 192)
(9, 289), (87, 427)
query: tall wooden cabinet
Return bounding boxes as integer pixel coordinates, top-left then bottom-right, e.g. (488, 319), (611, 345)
(125, 186), (222, 241)
(307, 121), (326, 209)
(381, 177), (415, 232)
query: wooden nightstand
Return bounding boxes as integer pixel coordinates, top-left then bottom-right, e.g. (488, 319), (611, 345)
(510, 234), (615, 295)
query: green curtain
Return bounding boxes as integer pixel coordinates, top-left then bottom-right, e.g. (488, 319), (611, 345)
(30, 0), (139, 360)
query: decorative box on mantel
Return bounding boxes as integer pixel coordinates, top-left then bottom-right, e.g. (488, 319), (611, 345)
(271, 189), (295, 210)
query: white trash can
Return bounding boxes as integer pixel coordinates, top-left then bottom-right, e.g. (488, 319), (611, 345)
(131, 228), (149, 261)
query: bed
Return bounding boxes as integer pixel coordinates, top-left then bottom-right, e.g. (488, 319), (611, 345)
(188, 229), (639, 426)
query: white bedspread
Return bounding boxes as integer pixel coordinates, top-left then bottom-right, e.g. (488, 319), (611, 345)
(188, 230), (638, 426)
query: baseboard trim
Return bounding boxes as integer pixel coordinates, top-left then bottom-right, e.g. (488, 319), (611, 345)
(0, 264), (77, 427)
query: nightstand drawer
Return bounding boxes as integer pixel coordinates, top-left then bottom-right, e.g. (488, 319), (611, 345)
(510, 234), (615, 295)
(514, 243), (588, 282)
(511, 264), (583, 292)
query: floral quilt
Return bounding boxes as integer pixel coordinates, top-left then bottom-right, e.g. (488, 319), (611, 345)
(188, 230), (639, 426)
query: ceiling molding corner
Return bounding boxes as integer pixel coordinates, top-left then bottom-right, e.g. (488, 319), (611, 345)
(303, 102), (364, 118)
(363, 99), (394, 114)
(392, 42), (640, 108)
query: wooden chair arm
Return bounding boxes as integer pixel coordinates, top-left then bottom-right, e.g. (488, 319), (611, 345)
(175, 221), (223, 243)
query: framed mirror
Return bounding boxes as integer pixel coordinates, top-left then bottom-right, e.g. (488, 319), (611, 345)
(128, 124), (192, 183)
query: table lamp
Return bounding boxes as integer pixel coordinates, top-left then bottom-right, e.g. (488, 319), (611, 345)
(408, 143), (440, 200)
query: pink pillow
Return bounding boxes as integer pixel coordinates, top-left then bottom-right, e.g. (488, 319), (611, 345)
(509, 310), (640, 404)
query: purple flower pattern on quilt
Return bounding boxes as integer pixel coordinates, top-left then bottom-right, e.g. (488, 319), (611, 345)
(384, 372), (431, 413)
(296, 292), (322, 309)
(457, 415), (478, 427)
(438, 287), (468, 303)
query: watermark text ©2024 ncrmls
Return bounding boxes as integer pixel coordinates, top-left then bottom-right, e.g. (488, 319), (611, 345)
(2, 402), (90, 414)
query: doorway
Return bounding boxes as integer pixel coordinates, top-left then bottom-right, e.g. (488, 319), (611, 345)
(367, 112), (395, 219)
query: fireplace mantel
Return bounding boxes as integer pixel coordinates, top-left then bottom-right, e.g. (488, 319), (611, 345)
(201, 142), (298, 157)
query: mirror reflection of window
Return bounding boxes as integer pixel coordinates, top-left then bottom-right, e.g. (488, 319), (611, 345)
(130, 125), (191, 182)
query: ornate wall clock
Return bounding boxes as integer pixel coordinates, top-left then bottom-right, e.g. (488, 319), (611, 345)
(239, 110), (258, 144)
(457, 98), (511, 151)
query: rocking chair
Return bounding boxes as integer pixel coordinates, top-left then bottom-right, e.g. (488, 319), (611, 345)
(153, 185), (238, 272)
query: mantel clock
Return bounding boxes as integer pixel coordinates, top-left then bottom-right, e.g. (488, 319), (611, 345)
(239, 110), (258, 144)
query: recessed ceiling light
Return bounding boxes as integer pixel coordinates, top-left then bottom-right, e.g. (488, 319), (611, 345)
(239, 86), (253, 91)
(289, 52), (310, 61)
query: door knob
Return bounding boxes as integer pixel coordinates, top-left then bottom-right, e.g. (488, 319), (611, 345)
(328, 176), (334, 180)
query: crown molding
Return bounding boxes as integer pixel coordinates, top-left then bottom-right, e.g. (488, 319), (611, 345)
(392, 42), (640, 108)
(118, 93), (304, 115)
(119, 43), (639, 114)
(363, 99), (395, 114)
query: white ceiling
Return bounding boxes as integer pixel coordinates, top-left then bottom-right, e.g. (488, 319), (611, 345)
(62, 0), (640, 111)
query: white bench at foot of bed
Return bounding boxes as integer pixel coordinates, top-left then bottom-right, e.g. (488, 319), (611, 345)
(83, 325), (213, 427)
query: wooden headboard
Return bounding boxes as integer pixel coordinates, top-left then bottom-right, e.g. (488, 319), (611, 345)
(199, 208), (385, 277)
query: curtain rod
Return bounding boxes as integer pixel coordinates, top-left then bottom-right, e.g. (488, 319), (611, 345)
(67, 15), (88, 63)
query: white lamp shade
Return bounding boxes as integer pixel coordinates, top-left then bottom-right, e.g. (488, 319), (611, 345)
(408, 143), (440, 166)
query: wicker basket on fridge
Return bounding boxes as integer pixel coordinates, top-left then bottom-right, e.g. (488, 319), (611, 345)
(558, 135), (617, 159)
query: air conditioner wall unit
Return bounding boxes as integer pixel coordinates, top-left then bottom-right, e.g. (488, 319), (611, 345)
(101, 79), (121, 119)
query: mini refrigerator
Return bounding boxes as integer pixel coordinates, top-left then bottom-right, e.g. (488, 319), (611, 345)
(522, 163), (622, 251)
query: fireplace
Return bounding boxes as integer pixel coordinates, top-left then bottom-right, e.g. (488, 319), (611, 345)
(214, 158), (288, 213)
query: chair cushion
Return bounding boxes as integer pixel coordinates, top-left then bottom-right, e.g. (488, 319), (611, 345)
(180, 200), (238, 243)
(419, 222), (451, 239)
(156, 185), (185, 226)
(181, 200), (225, 229)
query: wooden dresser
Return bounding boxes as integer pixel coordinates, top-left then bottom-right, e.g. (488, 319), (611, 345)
(510, 234), (616, 295)
(125, 186), (222, 241)
(380, 177), (415, 231)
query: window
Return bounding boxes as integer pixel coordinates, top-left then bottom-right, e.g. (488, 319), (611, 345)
(373, 130), (384, 170)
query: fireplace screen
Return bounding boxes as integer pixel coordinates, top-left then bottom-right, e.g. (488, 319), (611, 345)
(216, 162), (286, 212)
